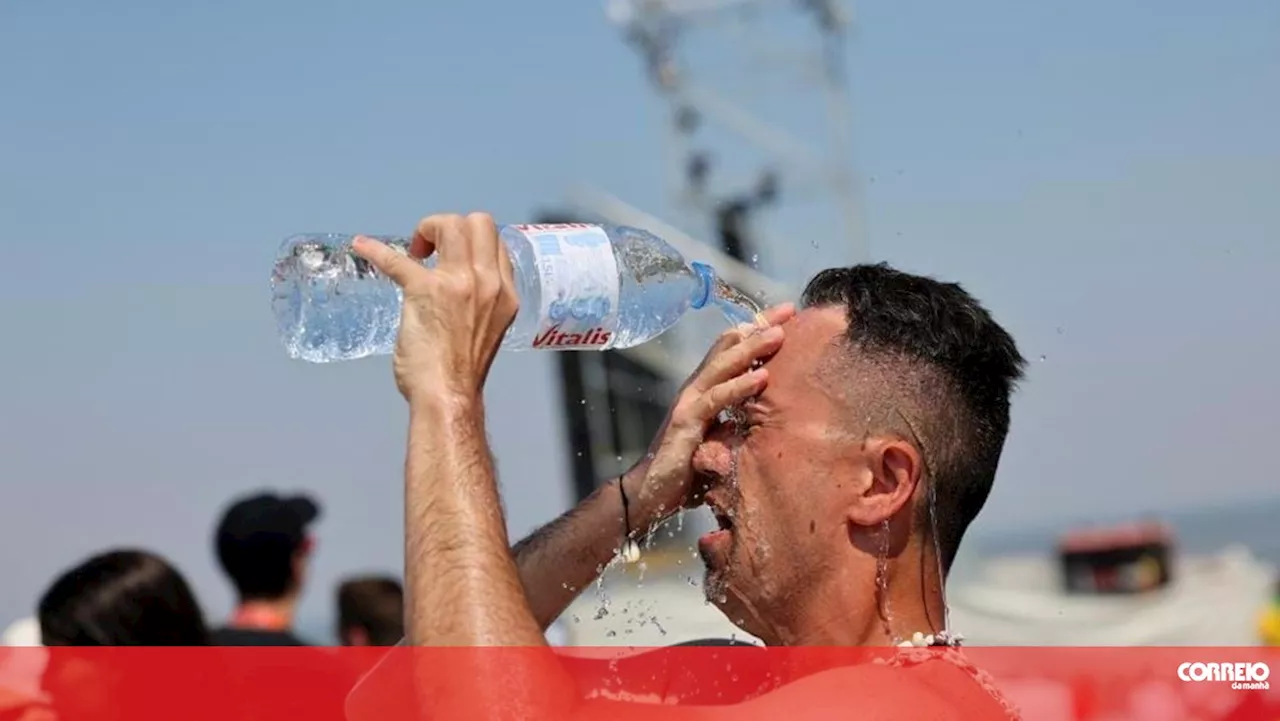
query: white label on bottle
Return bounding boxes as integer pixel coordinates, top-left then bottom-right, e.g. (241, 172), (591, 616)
(512, 223), (621, 350)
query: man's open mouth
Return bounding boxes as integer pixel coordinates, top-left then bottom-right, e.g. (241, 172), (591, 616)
(712, 506), (733, 531)
(702, 495), (735, 539)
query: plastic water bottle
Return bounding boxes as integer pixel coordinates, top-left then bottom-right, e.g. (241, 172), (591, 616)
(271, 223), (764, 363)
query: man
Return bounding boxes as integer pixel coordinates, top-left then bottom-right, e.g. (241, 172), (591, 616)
(210, 492), (319, 646)
(336, 576), (404, 647)
(349, 214), (1026, 719)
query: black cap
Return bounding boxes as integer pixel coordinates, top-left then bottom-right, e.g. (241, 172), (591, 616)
(216, 492), (320, 548)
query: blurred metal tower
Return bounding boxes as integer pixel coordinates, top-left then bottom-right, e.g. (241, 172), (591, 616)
(596, 0), (866, 276)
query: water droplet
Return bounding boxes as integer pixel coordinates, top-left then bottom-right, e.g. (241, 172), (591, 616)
(1038, 355), (1047, 362)
(750, 253), (759, 267)
(1055, 327), (1064, 335)
(579, 398), (587, 405)
(605, 630), (617, 638)
(572, 614), (580, 623)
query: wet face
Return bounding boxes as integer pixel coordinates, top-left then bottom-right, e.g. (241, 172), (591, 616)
(692, 307), (861, 637)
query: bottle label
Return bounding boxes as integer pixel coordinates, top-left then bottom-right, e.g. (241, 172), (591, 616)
(513, 224), (621, 350)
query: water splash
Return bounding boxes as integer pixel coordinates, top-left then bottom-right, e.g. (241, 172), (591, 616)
(875, 519), (895, 642)
(927, 479), (951, 635)
(593, 569), (613, 620)
(710, 276), (765, 327)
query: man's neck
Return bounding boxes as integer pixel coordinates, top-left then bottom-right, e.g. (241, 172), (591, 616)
(764, 552), (948, 647)
(231, 597), (297, 632)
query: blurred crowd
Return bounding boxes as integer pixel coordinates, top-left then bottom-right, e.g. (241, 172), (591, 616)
(1, 490), (402, 650)
(0, 490), (408, 720)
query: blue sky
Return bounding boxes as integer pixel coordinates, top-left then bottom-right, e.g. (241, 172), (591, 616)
(1, 0), (1277, 630)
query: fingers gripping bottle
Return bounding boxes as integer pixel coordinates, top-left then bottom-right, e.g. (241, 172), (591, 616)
(271, 223), (763, 363)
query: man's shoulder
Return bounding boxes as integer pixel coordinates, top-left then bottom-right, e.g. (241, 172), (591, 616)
(209, 627), (309, 646)
(743, 662), (1008, 721)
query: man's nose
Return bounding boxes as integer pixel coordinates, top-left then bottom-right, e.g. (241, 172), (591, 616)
(692, 422), (733, 477)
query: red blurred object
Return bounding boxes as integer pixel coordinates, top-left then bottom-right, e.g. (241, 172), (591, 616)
(1057, 520), (1175, 595)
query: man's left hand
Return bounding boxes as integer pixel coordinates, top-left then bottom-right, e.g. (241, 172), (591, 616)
(352, 213), (517, 403)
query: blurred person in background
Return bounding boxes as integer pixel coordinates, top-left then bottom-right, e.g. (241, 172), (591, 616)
(336, 576), (403, 647)
(211, 491), (320, 646)
(38, 549), (209, 646)
(34, 550), (230, 721)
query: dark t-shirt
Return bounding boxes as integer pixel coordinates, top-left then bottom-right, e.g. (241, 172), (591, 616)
(210, 627), (310, 646)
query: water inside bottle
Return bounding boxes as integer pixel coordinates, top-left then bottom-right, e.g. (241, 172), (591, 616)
(709, 276), (766, 327)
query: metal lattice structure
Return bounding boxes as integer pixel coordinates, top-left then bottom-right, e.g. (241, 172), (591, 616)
(595, 0), (866, 277)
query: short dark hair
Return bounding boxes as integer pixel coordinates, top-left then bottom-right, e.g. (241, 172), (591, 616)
(337, 576), (404, 646)
(39, 549), (210, 646)
(801, 263), (1026, 571)
(215, 492), (320, 601)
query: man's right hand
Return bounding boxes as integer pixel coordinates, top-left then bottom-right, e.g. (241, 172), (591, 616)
(623, 303), (796, 528)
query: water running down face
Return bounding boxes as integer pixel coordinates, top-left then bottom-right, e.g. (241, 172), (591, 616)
(692, 306), (918, 643)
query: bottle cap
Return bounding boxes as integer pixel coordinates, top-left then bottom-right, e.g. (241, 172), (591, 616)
(690, 262), (715, 310)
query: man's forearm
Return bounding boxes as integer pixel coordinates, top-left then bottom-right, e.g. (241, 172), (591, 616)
(513, 469), (669, 630)
(404, 394), (546, 646)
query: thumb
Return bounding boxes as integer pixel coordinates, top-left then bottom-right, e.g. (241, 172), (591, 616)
(352, 235), (425, 289)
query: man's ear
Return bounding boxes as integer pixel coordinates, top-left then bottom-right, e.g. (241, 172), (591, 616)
(847, 436), (922, 527)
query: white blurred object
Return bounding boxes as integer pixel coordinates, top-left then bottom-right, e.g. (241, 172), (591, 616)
(947, 547), (1275, 645)
(0, 617), (46, 703)
(545, 619), (571, 647)
(1, 618), (40, 647)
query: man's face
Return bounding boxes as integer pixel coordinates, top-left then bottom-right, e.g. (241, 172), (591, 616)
(692, 307), (859, 636)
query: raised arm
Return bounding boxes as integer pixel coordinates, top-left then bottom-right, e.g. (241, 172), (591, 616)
(350, 213), (800, 720)
(352, 214), (546, 647)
